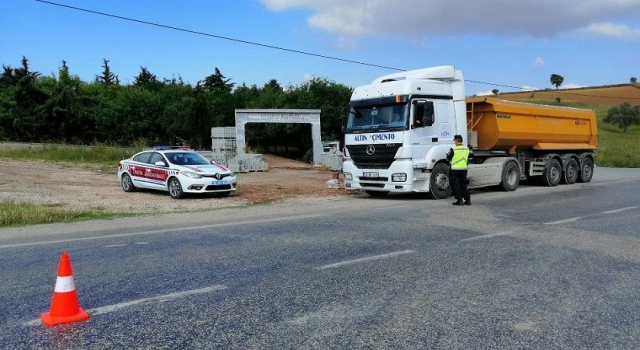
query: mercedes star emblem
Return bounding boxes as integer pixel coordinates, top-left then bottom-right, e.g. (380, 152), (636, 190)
(366, 145), (375, 155)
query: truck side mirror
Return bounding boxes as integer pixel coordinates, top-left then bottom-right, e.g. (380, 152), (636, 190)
(424, 102), (435, 126)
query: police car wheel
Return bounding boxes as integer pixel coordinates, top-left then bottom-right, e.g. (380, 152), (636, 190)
(121, 173), (137, 192)
(168, 178), (185, 199)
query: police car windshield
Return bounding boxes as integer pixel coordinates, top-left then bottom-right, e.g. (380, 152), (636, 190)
(168, 152), (210, 166)
(346, 104), (408, 133)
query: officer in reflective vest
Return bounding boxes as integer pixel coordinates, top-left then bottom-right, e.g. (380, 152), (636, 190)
(446, 134), (471, 206)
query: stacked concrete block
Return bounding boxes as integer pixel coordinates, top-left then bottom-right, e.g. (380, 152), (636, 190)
(210, 127), (238, 166)
(211, 127), (269, 172)
(321, 153), (344, 171)
(224, 154), (268, 172)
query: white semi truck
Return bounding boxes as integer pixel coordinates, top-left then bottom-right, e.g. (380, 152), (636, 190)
(341, 66), (598, 198)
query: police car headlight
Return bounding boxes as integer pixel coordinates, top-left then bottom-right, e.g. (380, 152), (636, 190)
(392, 173), (407, 182)
(181, 171), (202, 179)
(343, 172), (352, 181)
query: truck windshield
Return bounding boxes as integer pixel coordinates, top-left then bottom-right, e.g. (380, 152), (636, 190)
(346, 104), (408, 133)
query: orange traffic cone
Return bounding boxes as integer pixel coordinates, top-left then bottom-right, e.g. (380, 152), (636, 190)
(40, 252), (89, 326)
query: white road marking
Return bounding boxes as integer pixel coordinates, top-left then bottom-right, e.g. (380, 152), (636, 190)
(104, 244), (126, 248)
(544, 217), (582, 225)
(23, 285), (227, 326)
(315, 250), (416, 270)
(602, 207), (637, 214)
(461, 231), (514, 241)
(543, 207), (637, 225)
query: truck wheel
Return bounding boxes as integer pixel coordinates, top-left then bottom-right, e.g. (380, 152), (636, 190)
(500, 160), (520, 191)
(429, 163), (452, 199)
(578, 157), (594, 183)
(562, 158), (579, 184)
(541, 158), (562, 187)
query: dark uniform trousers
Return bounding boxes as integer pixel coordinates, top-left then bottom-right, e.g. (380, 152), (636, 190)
(449, 169), (470, 202)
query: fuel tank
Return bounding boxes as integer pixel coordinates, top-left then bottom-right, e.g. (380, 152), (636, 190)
(466, 97), (598, 152)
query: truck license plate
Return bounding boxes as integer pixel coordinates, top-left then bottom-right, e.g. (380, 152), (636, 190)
(363, 172), (379, 178)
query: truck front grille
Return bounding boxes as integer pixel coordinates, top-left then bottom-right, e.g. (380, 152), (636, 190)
(346, 144), (402, 170)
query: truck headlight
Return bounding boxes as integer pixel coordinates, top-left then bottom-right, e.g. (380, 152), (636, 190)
(343, 172), (353, 181)
(392, 173), (407, 182)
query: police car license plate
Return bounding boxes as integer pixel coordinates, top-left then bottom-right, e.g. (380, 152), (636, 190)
(363, 172), (378, 178)
(211, 180), (226, 185)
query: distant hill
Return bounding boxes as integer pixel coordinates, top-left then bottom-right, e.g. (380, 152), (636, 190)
(492, 84), (640, 107)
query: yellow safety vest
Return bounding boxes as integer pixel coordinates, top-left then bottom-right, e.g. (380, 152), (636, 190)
(450, 145), (469, 170)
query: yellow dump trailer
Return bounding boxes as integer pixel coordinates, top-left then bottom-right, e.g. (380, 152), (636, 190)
(466, 97), (598, 152)
(464, 97), (597, 187)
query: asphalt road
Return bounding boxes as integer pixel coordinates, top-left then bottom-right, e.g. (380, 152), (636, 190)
(1, 167), (640, 349)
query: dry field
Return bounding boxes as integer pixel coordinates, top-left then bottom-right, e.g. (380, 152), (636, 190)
(498, 84), (640, 106)
(0, 154), (352, 215)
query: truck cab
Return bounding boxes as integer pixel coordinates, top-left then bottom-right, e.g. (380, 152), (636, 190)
(342, 66), (467, 198)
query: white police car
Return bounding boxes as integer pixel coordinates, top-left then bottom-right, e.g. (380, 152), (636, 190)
(117, 148), (237, 199)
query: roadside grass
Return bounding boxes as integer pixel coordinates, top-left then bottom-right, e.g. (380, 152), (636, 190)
(0, 142), (138, 173)
(0, 201), (135, 227)
(0, 142), (141, 227)
(596, 126), (640, 167)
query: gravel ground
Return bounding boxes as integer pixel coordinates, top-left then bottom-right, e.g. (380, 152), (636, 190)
(0, 155), (351, 214)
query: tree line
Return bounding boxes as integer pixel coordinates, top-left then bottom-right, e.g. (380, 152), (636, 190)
(3, 56), (638, 159)
(0, 57), (352, 157)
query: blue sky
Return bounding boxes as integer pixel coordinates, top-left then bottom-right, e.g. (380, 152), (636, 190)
(2, 0), (640, 96)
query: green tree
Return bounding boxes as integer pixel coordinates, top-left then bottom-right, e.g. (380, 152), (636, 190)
(233, 83), (261, 109)
(5, 57), (50, 141)
(200, 68), (236, 126)
(201, 67), (234, 93)
(603, 102), (640, 133)
(631, 77), (638, 84)
(550, 74), (564, 89)
(96, 58), (118, 85)
(37, 61), (97, 143)
(492, 89), (499, 95)
(158, 79), (195, 146)
(133, 67), (163, 91)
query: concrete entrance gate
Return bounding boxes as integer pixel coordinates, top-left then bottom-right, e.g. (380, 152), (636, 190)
(235, 109), (322, 165)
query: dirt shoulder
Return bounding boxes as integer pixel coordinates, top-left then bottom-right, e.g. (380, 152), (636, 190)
(0, 154), (355, 214)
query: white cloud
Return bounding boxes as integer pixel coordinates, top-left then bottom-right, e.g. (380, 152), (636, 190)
(580, 22), (640, 40)
(475, 85), (539, 96)
(475, 90), (496, 96)
(532, 57), (545, 68)
(561, 83), (585, 89)
(260, 0), (640, 41)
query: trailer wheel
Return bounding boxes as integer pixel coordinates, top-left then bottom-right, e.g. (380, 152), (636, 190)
(578, 157), (594, 183)
(541, 158), (562, 187)
(365, 190), (389, 197)
(562, 158), (579, 184)
(429, 163), (452, 199)
(500, 160), (520, 191)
